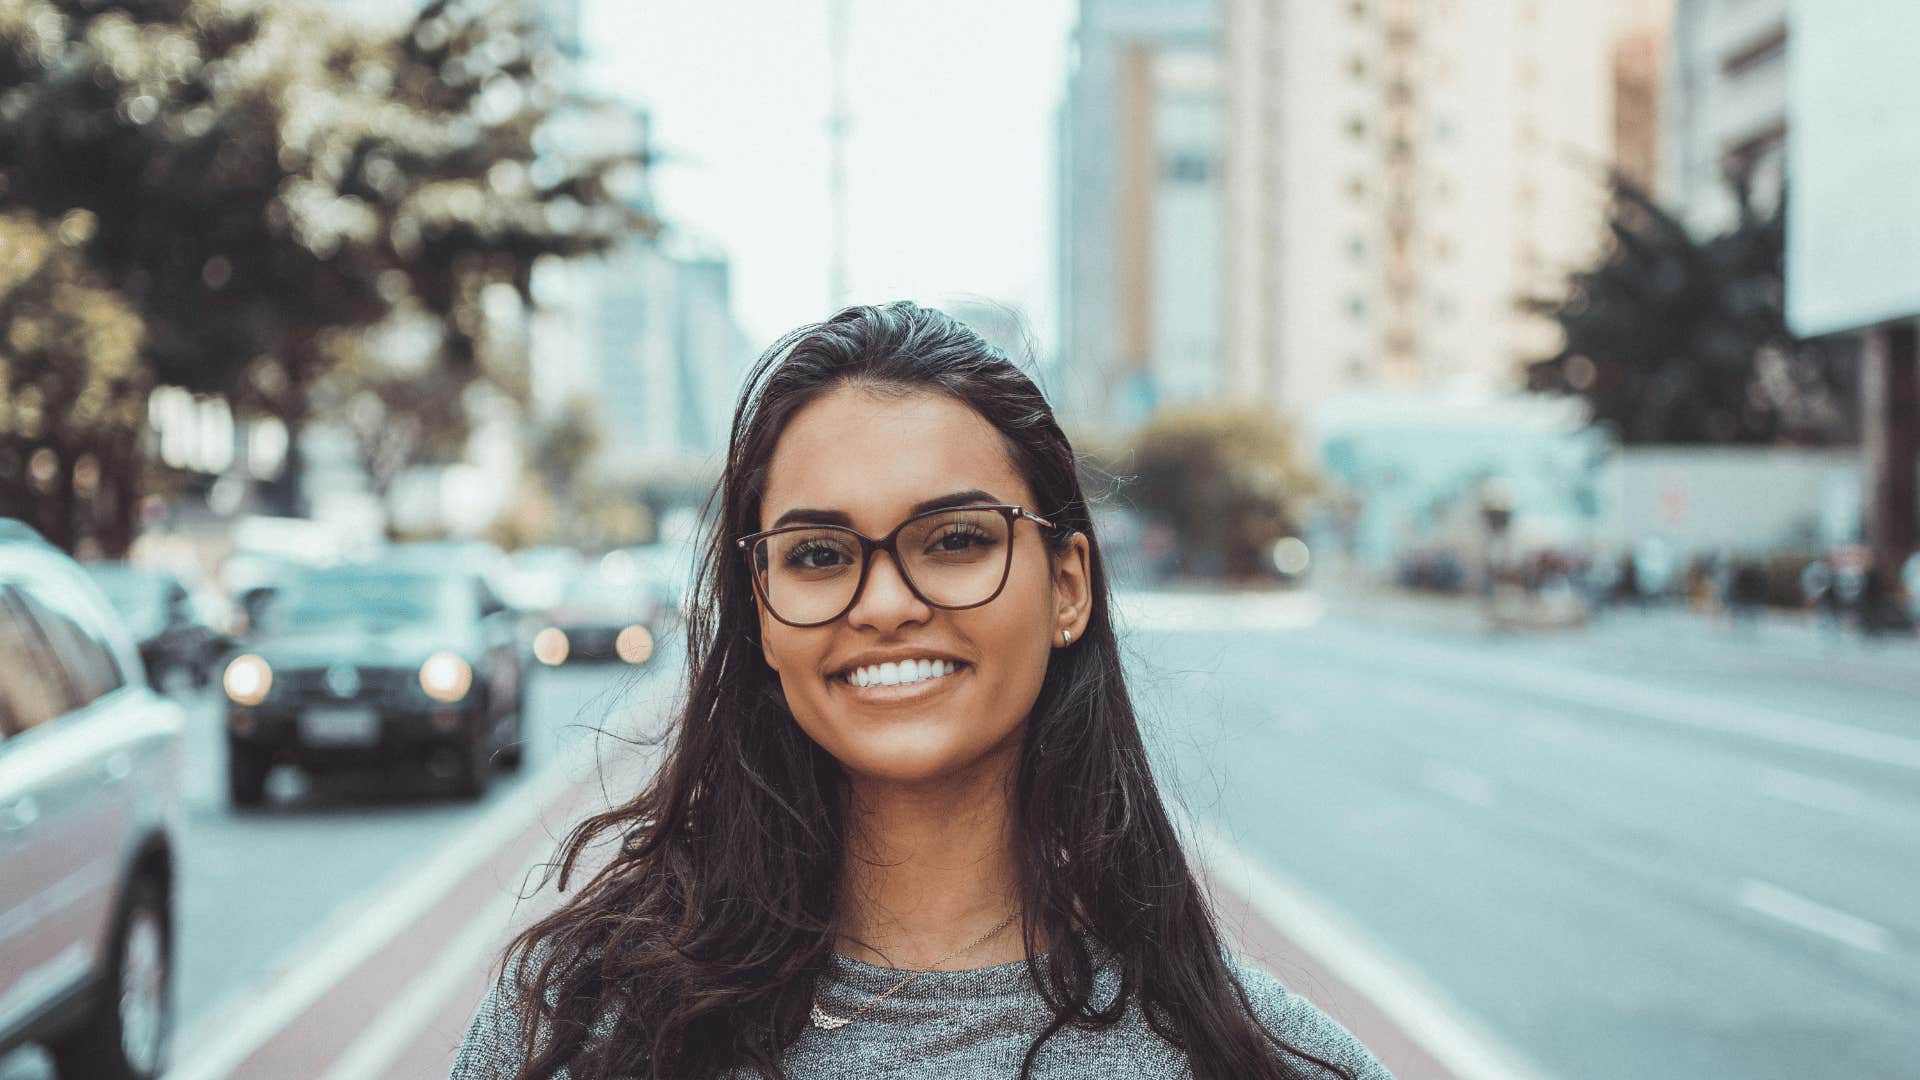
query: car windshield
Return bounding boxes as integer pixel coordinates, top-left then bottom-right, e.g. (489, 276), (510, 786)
(267, 569), (466, 629)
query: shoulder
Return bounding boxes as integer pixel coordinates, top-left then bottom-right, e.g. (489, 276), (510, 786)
(452, 946), (547, 1080)
(452, 940), (607, 1080)
(1225, 961), (1398, 1080)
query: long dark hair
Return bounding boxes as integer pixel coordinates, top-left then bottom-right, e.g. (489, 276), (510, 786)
(499, 301), (1354, 1079)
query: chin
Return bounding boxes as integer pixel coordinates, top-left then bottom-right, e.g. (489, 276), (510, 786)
(823, 722), (1023, 789)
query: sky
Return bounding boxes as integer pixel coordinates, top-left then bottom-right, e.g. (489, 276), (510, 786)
(583, 0), (1078, 355)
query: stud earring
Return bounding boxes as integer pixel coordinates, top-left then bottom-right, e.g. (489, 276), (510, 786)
(1061, 629), (1071, 644)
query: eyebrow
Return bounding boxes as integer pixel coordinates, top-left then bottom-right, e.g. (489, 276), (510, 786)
(770, 488), (1003, 530)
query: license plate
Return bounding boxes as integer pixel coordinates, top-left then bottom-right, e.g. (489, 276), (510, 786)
(299, 706), (380, 746)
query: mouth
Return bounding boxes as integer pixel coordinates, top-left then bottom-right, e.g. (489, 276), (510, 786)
(831, 660), (972, 704)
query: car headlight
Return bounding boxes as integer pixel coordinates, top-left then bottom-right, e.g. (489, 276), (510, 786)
(224, 654), (273, 705)
(532, 627), (570, 666)
(419, 652), (473, 702)
(615, 625), (653, 665)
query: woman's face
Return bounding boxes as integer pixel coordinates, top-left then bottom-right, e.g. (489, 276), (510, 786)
(752, 384), (1091, 789)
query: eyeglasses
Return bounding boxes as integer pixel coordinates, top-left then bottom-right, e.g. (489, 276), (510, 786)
(736, 504), (1057, 628)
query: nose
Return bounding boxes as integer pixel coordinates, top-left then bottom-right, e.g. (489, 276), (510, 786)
(845, 546), (931, 631)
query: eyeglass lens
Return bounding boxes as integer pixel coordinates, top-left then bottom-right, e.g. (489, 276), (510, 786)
(751, 508), (1012, 624)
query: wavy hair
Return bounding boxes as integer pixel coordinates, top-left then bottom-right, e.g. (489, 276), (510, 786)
(498, 301), (1354, 1080)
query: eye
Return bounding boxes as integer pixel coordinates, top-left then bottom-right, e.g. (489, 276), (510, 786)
(784, 540), (853, 571)
(930, 526), (994, 553)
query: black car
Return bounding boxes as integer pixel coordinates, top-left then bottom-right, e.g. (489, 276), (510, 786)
(528, 568), (661, 668)
(82, 562), (233, 689)
(221, 563), (526, 806)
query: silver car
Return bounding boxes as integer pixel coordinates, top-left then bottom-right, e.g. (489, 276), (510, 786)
(0, 523), (183, 1080)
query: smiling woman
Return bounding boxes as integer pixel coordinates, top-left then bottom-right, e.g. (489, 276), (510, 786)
(450, 302), (1393, 1079)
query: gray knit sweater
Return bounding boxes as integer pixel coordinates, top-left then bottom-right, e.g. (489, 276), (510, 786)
(449, 939), (1396, 1079)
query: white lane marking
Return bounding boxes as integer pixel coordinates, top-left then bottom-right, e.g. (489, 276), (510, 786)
(166, 761), (582, 1080)
(1418, 761), (1498, 808)
(1753, 766), (1870, 818)
(316, 885), (527, 1080)
(1332, 630), (1920, 773)
(1736, 879), (1893, 955)
(1178, 810), (1554, 1080)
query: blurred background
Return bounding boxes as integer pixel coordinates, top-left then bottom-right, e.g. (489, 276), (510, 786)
(2, 0), (1918, 1077)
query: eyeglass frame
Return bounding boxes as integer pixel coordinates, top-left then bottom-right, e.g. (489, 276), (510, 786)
(735, 503), (1059, 628)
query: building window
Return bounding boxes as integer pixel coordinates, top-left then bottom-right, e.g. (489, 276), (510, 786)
(1348, 235), (1368, 261)
(1346, 115), (1367, 140)
(1347, 295), (1368, 321)
(1346, 176), (1368, 200)
(1722, 121), (1787, 186)
(1722, 26), (1787, 78)
(1348, 55), (1367, 80)
(1162, 153), (1212, 183)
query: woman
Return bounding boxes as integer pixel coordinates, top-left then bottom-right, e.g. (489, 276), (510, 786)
(453, 302), (1393, 1079)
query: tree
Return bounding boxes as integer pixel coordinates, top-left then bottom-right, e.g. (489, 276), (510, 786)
(0, 0), (647, 545)
(1125, 406), (1319, 581)
(0, 210), (147, 552)
(1524, 171), (1855, 445)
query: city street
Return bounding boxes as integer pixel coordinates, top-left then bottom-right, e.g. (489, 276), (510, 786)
(0, 640), (682, 1080)
(1126, 589), (1920, 1080)
(7, 592), (1917, 1079)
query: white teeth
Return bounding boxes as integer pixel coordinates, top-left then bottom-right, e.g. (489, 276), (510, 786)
(843, 659), (962, 688)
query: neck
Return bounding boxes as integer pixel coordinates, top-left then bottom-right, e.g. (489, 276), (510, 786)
(834, 756), (1031, 970)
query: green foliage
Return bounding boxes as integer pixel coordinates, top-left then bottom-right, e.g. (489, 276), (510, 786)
(1124, 406), (1319, 580)
(0, 0), (649, 540)
(0, 209), (147, 548)
(1524, 172), (1854, 445)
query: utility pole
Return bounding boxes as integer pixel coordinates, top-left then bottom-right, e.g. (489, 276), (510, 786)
(827, 0), (850, 307)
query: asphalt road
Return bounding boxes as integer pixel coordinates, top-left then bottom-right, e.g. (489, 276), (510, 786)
(1123, 591), (1920, 1080)
(8, 593), (1916, 1079)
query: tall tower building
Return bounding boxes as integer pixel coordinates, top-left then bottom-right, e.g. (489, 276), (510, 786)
(1056, 0), (1225, 431)
(1663, 0), (1787, 236)
(1612, 0), (1672, 195)
(1223, 0), (1613, 423)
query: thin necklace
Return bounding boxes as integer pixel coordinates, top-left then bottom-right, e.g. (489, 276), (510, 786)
(810, 907), (1023, 1030)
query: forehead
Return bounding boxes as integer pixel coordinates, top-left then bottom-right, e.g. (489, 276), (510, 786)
(761, 385), (1031, 531)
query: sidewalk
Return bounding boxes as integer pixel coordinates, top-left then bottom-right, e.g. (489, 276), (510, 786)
(1315, 574), (1920, 656)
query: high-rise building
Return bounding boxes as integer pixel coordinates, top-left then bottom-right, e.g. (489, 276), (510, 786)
(1612, 1), (1672, 195)
(1056, 0), (1225, 431)
(529, 233), (751, 480)
(1663, 0), (1787, 236)
(1223, 0), (1613, 423)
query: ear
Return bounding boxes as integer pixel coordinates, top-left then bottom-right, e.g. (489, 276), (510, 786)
(1050, 531), (1093, 647)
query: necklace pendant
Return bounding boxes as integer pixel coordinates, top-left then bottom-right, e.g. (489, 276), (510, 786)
(810, 1001), (851, 1030)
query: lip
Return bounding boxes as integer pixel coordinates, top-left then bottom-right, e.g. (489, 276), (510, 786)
(831, 661), (971, 705)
